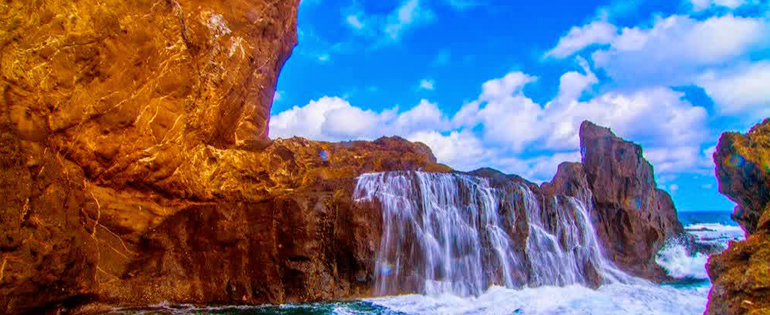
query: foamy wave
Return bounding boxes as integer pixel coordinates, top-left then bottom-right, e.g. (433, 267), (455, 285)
(655, 241), (709, 279)
(686, 223), (742, 233)
(367, 283), (709, 315)
(685, 223), (744, 244)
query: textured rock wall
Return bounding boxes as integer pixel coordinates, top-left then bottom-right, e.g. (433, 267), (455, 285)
(573, 122), (682, 280)
(486, 122), (683, 282)
(0, 0), (685, 313)
(707, 119), (770, 315)
(0, 0), (451, 313)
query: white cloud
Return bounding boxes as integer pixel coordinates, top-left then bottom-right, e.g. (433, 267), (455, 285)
(384, 0), (435, 41)
(419, 79), (435, 90)
(544, 20), (617, 59)
(271, 62), (711, 180)
(269, 97), (449, 142)
(551, 57), (598, 104)
(698, 61), (770, 119)
(346, 14), (365, 30)
(496, 152), (583, 183)
(454, 69), (709, 171)
(408, 130), (488, 171)
(317, 53), (330, 63)
(342, 0), (436, 44)
(591, 14), (770, 86)
(273, 91), (283, 102)
(479, 72), (536, 101)
(270, 96), (369, 141)
(687, 0), (747, 11)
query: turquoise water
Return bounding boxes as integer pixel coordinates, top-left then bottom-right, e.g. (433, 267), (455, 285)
(109, 211), (739, 315)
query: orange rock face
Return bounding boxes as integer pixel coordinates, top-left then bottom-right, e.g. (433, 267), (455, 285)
(0, 0), (685, 313)
(0, 0), (450, 313)
(707, 119), (770, 315)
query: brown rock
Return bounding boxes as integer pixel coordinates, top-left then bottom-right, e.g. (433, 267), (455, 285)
(0, 0), (449, 313)
(0, 0), (684, 312)
(577, 121), (683, 280)
(707, 118), (770, 315)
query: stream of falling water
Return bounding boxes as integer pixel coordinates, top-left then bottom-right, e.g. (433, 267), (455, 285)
(353, 171), (636, 297)
(109, 172), (730, 315)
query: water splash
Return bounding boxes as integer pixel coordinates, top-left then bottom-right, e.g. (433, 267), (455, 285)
(354, 171), (634, 297)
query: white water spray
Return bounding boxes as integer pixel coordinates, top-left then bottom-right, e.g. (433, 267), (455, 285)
(353, 171), (634, 297)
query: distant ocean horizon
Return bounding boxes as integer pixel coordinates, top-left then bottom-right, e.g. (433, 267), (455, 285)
(678, 211), (739, 227)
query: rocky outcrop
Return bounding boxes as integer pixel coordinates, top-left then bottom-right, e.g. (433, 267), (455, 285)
(577, 121), (684, 280)
(470, 122), (683, 284)
(707, 119), (770, 315)
(0, 0), (451, 313)
(0, 0), (683, 313)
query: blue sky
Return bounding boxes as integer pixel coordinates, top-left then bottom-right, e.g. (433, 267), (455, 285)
(271, 0), (770, 212)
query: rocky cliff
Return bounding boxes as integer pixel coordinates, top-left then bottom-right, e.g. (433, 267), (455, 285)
(0, 0), (683, 313)
(707, 118), (770, 315)
(0, 0), (450, 313)
(579, 121), (684, 279)
(542, 122), (683, 280)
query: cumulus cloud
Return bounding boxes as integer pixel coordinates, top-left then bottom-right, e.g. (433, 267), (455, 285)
(272, 61), (711, 179)
(546, 10), (769, 121)
(496, 152), (582, 183)
(591, 14), (770, 86)
(269, 97), (449, 142)
(698, 61), (770, 119)
(452, 66), (709, 172)
(408, 130), (488, 171)
(544, 20), (617, 59)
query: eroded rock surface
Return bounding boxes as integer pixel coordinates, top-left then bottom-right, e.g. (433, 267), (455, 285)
(707, 119), (770, 315)
(577, 121), (683, 280)
(0, 0), (450, 313)
(0, 0), (684, 313)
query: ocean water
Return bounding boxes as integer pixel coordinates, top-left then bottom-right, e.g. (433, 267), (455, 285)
(109, 211), (743, 315)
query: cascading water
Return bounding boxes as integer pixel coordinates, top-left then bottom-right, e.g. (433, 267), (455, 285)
(353, 171), (634, 297)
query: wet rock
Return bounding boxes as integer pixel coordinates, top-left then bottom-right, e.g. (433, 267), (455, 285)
(707, 118), (770, 315)
(577, 121), (683, 280)
(0, 0), (683, 312)
(0, 0), (447, 313)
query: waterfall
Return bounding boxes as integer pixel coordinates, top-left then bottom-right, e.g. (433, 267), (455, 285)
(353, 171), (634, 297)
